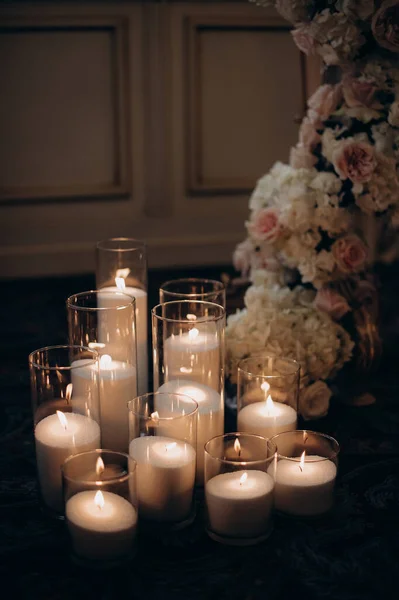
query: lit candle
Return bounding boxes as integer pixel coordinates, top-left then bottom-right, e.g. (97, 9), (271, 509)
(238, 382), (297, 438)
(34, 411), (100, 512)
(157, 379), (223, 483)
(164, 325), (220, 390)
(205, 470), (274, 541)
(66, 490), (138, 560)
(98, 272), (148, 395)
(129, 436), (196, 522)
(269, 451), (337, 516)
(72, 355), (137, 453)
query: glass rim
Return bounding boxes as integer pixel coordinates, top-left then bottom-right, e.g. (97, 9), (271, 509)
(237, 354), (301, 378)
(159, 278), (225, 299)
(96, 237), (146, 252)
(128, 392), (199, 421)
(152, 300), (225, 323)
(204, 432), (276, 467)
(28, 344), (99, 371)
(269, 430), (340, 461)
(61, 449), (136, 486)
(66, 289), (136, 312)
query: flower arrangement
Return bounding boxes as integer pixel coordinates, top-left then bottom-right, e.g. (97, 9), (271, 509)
(228, 1), (399, 418)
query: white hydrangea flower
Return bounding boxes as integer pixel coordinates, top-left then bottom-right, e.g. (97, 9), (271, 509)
(310, 172), (342, 194)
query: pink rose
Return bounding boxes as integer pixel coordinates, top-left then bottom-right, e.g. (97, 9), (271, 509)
(333, 141), (376, 183)
(291, 25), (316, 55)
(247, 208), (282, 242)
(332, 235), (368, 273)
(299, 117), (321, 150)
(315, 287), (351, 320)
(342, 75), (381, 109)
(290, 144), (318, 169)
(233, 238), (253, 276)
(372, 0), (399, 53)
(307, 84), (343, 125)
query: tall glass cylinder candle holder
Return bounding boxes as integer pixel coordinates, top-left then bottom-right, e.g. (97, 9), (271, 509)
(204, 433), (276, 546)
(152, 300), (225, 483)
(128, 392), (198, 530)
(62, 449), (138, 567)
(67, 290), (137, 453)
(29, 345), (101, 516)
(237, 355), (300, 440)
(159, 278), (226, 309)
(269, 430), (340, 517)
(96, 237), (148, 396)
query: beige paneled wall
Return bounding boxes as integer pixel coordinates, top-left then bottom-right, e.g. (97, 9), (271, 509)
(0, 2), (320, 278)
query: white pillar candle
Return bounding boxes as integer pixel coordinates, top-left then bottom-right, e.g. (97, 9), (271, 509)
(269, 453), (337, 516)
(205, 470), (274, 540)
(129, 436), (196, 522)
(35, 412), (100, 512)
(66, 490), (137, 560)
(164, 326), (220, 390)
(157, 379), (223, 483)
(98, 283), (148, 395)
(72, 356), (137, 453)
(238, 389), (297, 439)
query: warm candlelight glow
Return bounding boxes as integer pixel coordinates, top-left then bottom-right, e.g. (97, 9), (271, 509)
(299, 450), (306, 472)
(188, 328), (199, 340)
(100, 354), (113, 370)
(178, 385), (206, 404)
(66, 383), (73, 403)
(96, 457), (105, 476)
(179, 367), (193, 374)
(165, 442), (177, 452)
(234, 437), (241, 456)
(186, 314), (197, 321)
(151, 411), (160, 421)
(303, 430), (308, 444)
(261, 381), (270, 394)
(88, 342), (106, 350)
(115, 277), (126, 292)
(239, 472), (248, 486)
(56, 410), (68, 430)
(116, 268), (130, 280)
(264, 394), (275, 416)
(95, 490), (105, 510)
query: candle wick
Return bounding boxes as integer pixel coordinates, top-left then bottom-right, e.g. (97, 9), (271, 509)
(299, 465), (303, 472)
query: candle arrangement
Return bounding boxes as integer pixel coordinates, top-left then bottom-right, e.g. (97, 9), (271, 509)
(28, 236), (341, 564)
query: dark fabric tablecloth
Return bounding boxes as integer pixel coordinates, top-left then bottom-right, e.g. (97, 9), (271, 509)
(1, 267), (399, 600)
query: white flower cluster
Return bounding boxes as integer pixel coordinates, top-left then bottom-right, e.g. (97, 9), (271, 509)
(226, 283), (354, 418)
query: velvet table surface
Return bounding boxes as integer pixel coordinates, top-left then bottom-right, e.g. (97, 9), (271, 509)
(1, 268), (399, 600)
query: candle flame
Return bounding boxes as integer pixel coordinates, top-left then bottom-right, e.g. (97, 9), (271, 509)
(151, 411), (160, 421)
(188, 328), (199, 340)
(239, 472), (248, 486)
(234, 437), (241, 456)
(299, 450), (306, 472)
(96, 457), (105, 476)
(165, 442), (177, 452)
(265, 394), (275, 416)
(56, 410), (68, 430)
(88, 342), (106, 350)
(100, 354), (112, 370)
(115, 277), (126, 292)
(95, 490), (104, 510)
(116, 268), (130, 280)
(66, 383), (73, 403)
(261, 381), (270, 394)
(180, 367), (193, 374)
(186, 314), (197, 321)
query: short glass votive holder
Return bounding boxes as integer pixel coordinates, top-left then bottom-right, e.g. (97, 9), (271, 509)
(152, 300), (225, 484)
(128, 392), (198, 531)
(96, 237), (148, 396)
(204, 433), (276, 546)
(237, 355), (300, 440)
(29, 345), (101, 517)
(269, 430), (340, 518)
(62, 449), (138, 567)
(67, 290), (138, 453)
(159, 278), (226, 309)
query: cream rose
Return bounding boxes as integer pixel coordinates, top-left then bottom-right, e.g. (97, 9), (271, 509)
(307, 84), (343, 125)
(315, 287), (351, 320)
(291, 25), (316, 55)
(290, 145), (318, 169)
(333, 141), (376, 183)
(342, 75), (381, 109)
(299, 117), (321, 150)
(299, 381), (332, 419)
(233, 238), (253, 276)
(332, 234), (368, 273)
(247, 208), (282, 243)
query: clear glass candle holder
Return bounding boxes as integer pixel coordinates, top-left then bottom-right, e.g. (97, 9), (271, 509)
(237, 355), (300, 440)
(159, 278), (226, 309)
(28, 345), (101, 517)
(62, 449), (138, 567)
(152, 300), (225, 484)
(269, 430), (340, 518)
(96, 237), (148, 396)
(128, 392), (198, 531)
(204, 433), (276, 546)
(67, 290), (137, 453)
